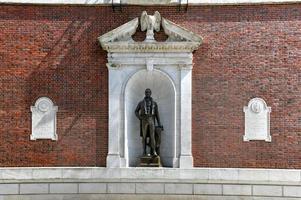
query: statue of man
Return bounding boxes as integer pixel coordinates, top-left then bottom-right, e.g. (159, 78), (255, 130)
(135, 88), (162, 157)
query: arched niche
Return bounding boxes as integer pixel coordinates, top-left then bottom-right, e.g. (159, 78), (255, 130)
(124, 69), (176, 167)
(99, 11), (202, 168)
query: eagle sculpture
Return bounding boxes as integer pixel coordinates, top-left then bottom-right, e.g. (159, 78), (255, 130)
(140, 11), (161, 42)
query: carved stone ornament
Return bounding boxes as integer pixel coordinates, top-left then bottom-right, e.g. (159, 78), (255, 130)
(98, 11), (203, 53)
(30, 97), (58, 141)
(140, 11), (161, 42)
(243, 98), (271, 142)
(251, 100), (263, 113)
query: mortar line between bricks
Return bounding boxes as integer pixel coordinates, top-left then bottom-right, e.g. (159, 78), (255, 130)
(77, 183), (79, 194)
(251, 184), (253, 196)
(48, 183), (50, 194)
(282, 185), (284, 197)
(18, 183), (20, 194)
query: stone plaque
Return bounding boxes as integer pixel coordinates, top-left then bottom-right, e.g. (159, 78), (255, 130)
(30, 97), (58, 140)
(243, 98), (271, 142)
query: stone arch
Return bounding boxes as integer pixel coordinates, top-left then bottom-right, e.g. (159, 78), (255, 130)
(124, 69), (176, 167)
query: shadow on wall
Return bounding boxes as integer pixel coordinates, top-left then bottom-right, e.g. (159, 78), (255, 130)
(23, 18), (108, 166)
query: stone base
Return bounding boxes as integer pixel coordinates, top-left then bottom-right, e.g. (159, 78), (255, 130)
(0, 168), (301, 199)
(139, 156), (162, 167)
(106, 154), (121, 168)
(179, 155), (193, 168)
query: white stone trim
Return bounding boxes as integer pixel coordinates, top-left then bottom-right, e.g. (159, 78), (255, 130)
(179, 67), (193, 168)
(2, 167), (301, 198)
(0, 167), (300, 183)
(100, 11), (201, 168)
(0, 0), (299, 5)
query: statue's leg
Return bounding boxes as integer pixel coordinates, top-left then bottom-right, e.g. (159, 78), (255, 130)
(149, 120), (157, 156)
(141, 120), (147, 156)
(156, 129), (161, 155)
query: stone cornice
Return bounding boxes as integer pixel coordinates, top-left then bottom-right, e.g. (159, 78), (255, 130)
(101, 41), (201, 53)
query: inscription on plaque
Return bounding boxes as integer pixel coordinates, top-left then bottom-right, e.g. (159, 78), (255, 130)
(30, 97), (58, 140)
(243, 98), (271, 142)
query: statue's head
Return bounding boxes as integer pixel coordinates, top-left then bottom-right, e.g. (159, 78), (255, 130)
(145, 88), (152, 98)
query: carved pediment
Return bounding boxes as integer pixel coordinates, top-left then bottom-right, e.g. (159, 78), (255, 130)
(162, 18), (202, 43)
(98, 18), (139, 44)
(98, 11), (203, 53)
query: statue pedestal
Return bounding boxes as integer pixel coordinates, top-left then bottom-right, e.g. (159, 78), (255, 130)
(139, 156), (162, 167)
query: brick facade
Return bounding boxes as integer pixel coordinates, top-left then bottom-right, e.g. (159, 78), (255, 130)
(0, 4), (300, 167)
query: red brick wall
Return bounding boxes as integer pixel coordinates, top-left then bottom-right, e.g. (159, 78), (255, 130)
(0, 4), (300, 168)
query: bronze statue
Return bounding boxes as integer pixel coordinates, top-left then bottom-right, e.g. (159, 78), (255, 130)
(135, 88), (163, 157)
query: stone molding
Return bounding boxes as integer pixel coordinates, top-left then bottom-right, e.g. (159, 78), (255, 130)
(1, 167), (301, 183)
(100, 42), (201, 53)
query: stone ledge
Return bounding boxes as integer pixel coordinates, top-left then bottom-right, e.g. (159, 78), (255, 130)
(0, 167), (301, 184)
(1, 182), (301, 198)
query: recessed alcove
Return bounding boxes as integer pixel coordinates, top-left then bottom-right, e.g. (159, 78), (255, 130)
(124, 69), (176, 167)
(98, 11), (202, 168)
